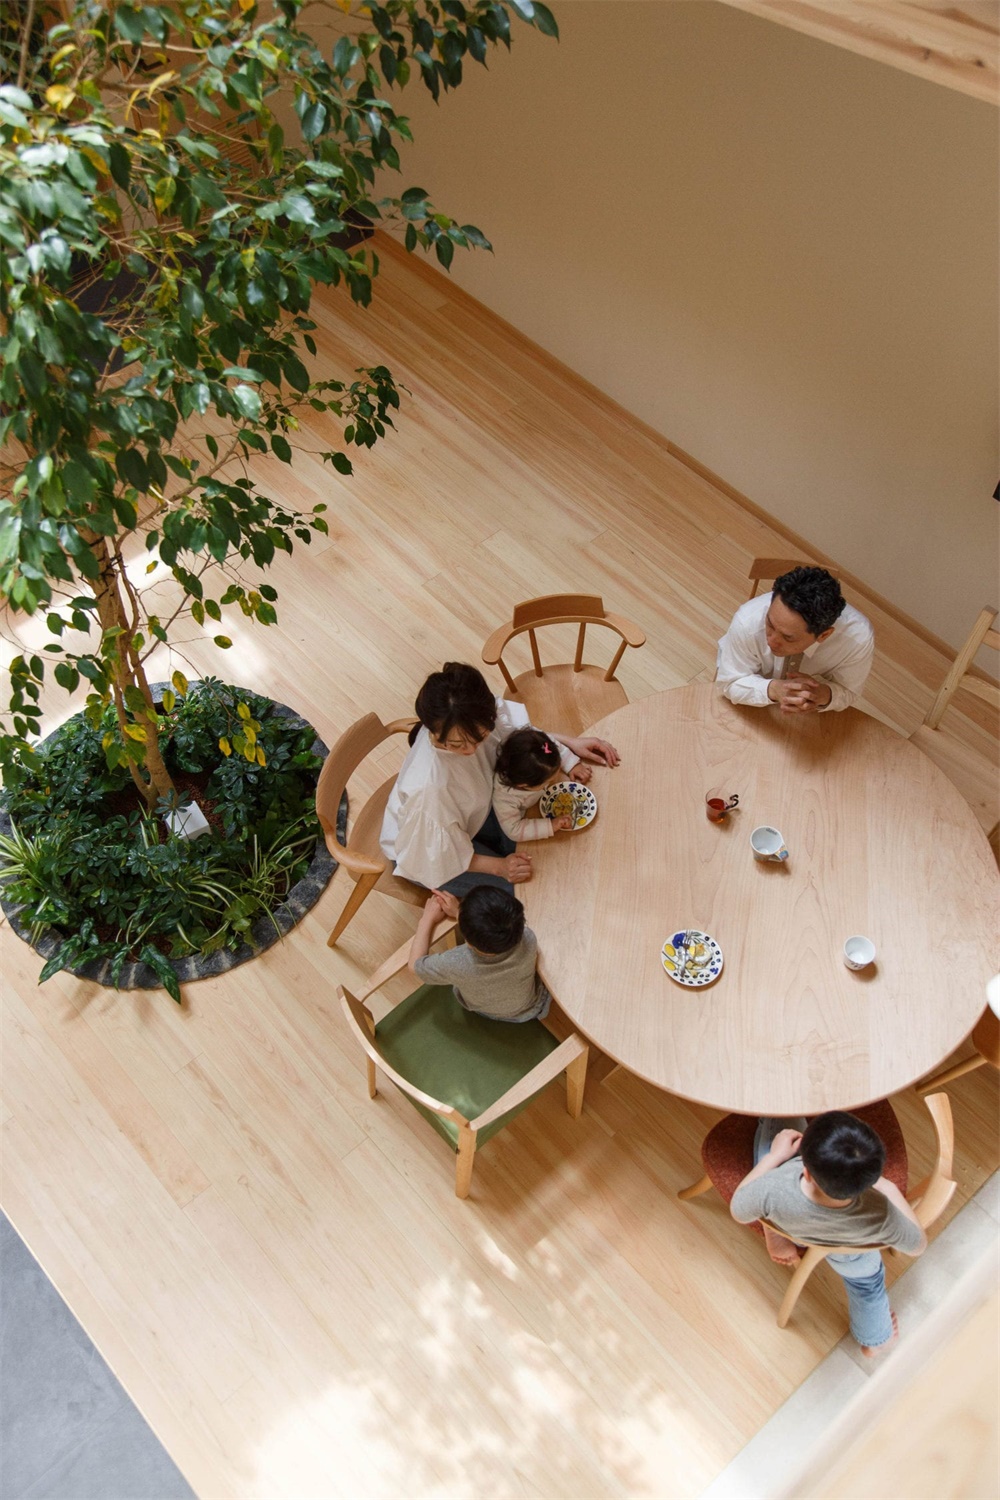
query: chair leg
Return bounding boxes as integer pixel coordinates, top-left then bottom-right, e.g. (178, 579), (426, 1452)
(327, 871), (380, 947)
(917, 1052), (986, 1094)
(455, 1127), (477, 1199)
(777, 1247), (827, 1328)
(678, 1174), (713, 1201)
(366, 1057), (377, 1100)
(565, 1045), (588, 1119)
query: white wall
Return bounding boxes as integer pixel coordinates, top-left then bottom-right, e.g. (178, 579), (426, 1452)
(390, 0), (999, 651)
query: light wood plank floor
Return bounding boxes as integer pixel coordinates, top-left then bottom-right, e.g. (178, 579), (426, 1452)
(2, 234), (997, 1499)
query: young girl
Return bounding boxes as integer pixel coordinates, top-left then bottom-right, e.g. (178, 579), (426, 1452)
(492, 727), (581, 842)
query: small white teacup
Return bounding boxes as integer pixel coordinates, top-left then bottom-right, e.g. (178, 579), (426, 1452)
(843, 935), (876, 971)
(750, 825), (789, 862)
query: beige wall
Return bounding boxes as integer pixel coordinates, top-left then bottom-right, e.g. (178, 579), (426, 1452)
(389, 0), (998, 651)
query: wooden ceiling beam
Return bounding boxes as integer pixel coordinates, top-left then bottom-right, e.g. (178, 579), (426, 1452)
(717, 1), (1000, 106)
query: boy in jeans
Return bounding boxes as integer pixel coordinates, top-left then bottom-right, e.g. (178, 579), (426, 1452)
(730, 1112), (926, 1355)
(407, 885), (551, 1023)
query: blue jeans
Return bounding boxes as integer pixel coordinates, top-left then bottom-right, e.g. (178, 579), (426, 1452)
(753, 1117), (894, 1350)
(439, 810), (516, 898)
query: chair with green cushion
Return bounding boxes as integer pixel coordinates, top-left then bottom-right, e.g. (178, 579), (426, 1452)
(338, 940), (589, 1199)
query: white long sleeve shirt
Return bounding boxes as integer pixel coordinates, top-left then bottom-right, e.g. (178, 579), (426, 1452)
(716, 592), (874, 712)
(380, 698), (575, 888)
(491, 778), (557, 843)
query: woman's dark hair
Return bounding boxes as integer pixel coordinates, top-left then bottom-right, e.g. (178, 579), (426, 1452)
(458, 885), (525, 955)
(494, 728), (562, 789)
(800, 1111), (885, 1199)
(409, 662), (497, 747)
(773, 567), (846, 637)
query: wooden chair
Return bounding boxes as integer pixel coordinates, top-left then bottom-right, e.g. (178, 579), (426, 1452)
(909, 606), (999, 853)
(678, 1094), (956, 1330)
(316, 713), (426, 947)
(481, 594), (646, 739)
(338, 935), (588, 1198)
(746, 558), (839, 597)
(746, 558), (811, 600)
(917, 1006), (1000, 1094)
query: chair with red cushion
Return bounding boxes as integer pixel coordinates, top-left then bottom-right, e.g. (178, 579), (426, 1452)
(678, 1095), (955, 1329)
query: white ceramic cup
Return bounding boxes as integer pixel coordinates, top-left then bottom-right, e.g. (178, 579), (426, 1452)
(843, 935), (876, 970)
(750, 825), (789, 861)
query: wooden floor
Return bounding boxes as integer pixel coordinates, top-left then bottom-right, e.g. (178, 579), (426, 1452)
(1, 235), (998, 1499)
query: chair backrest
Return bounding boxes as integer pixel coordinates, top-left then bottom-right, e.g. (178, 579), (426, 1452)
(747, 558), (838, 600)
(339, 986), (469, 1128)
(924, 606), (999, 730)
(315, 713), (417, 869)
(482, 592), (646, 692)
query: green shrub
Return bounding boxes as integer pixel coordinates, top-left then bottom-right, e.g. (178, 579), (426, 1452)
(0, 680), (323, 1001)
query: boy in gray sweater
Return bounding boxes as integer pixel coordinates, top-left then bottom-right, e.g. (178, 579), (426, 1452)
(731, 1112), (926, 1355)
(407, 885), (550, 1023)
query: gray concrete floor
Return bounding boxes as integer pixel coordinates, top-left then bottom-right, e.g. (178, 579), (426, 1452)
(1, 1213), (195, 1500)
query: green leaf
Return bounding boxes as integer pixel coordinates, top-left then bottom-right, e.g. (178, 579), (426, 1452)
(271, 435), (292, 463)
(181, 283), (205, 319)
(233, 385), (261, 421)
(214, 635), (233, 649)
(139, 945), (182, 1004)
(531, 2), (559, 37)
(300, 101), (327, 142)
(436, 236), (454, 270)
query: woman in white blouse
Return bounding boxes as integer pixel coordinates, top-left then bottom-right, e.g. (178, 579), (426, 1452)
(380, 662), (619, 896)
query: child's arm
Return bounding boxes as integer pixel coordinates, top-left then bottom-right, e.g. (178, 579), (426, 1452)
(493, 783), (571, 841)
(408, 892), (453, 976)
(730, 1129), (802, 1223)
(731, 1128), (802, 1191)
(873, 1176), (928, 1255)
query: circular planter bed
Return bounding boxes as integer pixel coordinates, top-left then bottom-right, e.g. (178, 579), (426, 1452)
(0, 679), (342, 1000)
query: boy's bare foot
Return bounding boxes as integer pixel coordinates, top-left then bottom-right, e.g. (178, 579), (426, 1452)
(861, 1310), (899, 1358)
(762, 1223), (801, 1266)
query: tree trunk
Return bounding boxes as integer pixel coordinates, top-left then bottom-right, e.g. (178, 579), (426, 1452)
(88, 532), (175, 807)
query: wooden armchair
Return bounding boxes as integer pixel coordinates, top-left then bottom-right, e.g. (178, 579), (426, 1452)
(678, 1094), (956, 1331)
(338, 934), (588, 1198)
(481, 593), (646, 739)
(918, 1005), (1000, 1095)
(909, 606), (999, 854)
(316, 712), (425, 947)
(746, 558), (837, 600)
(769, 1093), (956, 1330)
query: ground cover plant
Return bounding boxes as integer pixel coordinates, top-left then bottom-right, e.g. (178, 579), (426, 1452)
(0, 677), (323, 1000)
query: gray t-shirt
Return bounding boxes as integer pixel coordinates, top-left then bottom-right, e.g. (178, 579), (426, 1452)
(413, 928), (546, 1021)
(731, 1158), (924, 1253)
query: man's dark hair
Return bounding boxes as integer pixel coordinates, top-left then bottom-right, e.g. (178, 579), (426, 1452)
(494, 727), (562, 789)
(459, 885), (525, 955)
(773, 567), (846, 637)
(800, 1111), (885, 1199)
(410, 662), (497, 746)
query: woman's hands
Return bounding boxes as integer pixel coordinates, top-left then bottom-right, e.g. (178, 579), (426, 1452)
(560, 735), (620, 768)
(504, 852), (533, 883)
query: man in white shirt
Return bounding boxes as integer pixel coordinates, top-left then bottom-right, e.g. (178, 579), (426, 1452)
(717, 566), (873, 714)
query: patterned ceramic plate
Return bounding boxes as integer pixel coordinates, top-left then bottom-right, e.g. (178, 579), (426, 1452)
(661, 930), (724, 987)
(538, 780), (598, 830)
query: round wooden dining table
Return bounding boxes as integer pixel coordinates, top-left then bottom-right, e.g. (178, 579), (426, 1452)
(523, 682), (999, 1116)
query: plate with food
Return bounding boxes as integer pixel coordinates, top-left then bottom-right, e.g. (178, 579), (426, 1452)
(661, 930), (724, 988)
(538, 780), (598, 830)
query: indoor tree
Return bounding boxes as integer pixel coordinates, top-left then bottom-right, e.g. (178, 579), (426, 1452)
(0, 0), (557, 806)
